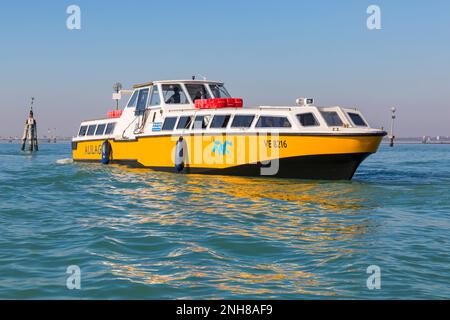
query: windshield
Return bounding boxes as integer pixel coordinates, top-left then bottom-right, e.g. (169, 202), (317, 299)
(162, 84), (189, 104)
(209, 84), (231, 98)
(185, 84), (211, 102)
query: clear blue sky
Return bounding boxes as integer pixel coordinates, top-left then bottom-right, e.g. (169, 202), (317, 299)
(0, 0), (449, 137)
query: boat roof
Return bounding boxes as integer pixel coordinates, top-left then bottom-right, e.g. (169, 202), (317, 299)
(133, 79), (224, 89)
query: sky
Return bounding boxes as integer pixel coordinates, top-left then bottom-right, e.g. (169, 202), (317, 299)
(0, 0), (449, 137)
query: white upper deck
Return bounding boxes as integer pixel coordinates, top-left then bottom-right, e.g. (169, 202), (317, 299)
(73, 79), (385, 141)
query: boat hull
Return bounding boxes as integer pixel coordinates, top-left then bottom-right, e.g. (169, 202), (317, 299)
(102, 152), (370, 180)
(72, 133), (384, 180)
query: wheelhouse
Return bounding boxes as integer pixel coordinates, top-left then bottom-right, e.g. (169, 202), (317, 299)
(126, 80), (232, 110)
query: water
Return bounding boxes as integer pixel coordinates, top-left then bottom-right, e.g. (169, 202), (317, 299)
(0, 142), (449, 299)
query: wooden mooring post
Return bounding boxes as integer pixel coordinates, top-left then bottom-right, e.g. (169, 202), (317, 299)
(21, 97), (39, 152)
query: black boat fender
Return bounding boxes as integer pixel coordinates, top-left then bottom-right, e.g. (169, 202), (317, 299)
(101, 140), (112, 164)
(174, 137), (185, 172)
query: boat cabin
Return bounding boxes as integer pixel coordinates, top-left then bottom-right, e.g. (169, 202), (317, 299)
(74, 79), (377, 142)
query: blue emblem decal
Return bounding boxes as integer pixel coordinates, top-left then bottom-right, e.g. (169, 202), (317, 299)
(212, 141), (232, 156)
(152, 122), (162, 132)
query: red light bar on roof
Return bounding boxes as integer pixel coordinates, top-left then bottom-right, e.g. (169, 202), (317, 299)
(195, 98), (243, 109)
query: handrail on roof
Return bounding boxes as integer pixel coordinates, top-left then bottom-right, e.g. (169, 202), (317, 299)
(133, 81), (153, 89)
(132, 79), (224, 89)
(258, 106), (294, 111)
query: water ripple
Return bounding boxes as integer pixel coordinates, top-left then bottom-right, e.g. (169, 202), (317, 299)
(0, 143), (449, 299)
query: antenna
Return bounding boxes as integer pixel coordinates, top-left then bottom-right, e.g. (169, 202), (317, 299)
(192, 74), (207, 80)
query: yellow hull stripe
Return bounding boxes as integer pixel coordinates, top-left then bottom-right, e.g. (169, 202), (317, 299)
(72, 134), (383, 168)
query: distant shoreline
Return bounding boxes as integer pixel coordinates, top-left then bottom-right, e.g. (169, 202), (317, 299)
(1, 139), (449, 145)
(0, 138), (72, 144)
(382, 141), (450, 145)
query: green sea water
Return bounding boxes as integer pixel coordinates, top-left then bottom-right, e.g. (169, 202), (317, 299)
(0, 143), (449, 299)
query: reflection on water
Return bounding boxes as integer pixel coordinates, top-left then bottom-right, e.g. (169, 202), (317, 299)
(79, 165), (378, 298)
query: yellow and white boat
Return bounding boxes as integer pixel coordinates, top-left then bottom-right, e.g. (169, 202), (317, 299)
(72, 79), (386, 180)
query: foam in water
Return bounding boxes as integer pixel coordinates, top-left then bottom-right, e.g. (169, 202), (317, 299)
(55, 158), (73, 165)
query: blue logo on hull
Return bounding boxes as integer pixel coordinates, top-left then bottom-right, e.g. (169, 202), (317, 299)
(212, 141), (232, 156)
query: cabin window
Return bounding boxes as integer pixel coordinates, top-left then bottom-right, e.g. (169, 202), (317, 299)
(87, 125), (97, 136)
(127, 90), (138, 108)
(78, 126), (88, 136)
(162, 84), (189, 104)
(297, 113), (319, 127)
(209, 84), (231, 98)
(348, 112), (367, 127)
(176, 116), (193, 129)
(210, 115), (231, 129)
(105, 123), (116, 135)
(149, 86), (161, 106)
(162, 117), (177, 131)
(135, 88), (149, 114)
(256, 116), (291, 128)
(231, 115), (254, 128)
(193, 115), (211, 129)
(320, 111), (343, 126)
(185, 84), (210, 102)
(95, 124), (106, 135)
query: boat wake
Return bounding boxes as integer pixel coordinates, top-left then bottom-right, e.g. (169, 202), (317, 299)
(55, 158), (73, 165)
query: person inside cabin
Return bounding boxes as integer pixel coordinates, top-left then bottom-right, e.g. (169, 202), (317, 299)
(193, 90), (203, 102)
(166, 86), (181, 104)
(265, 117), (274, 127)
